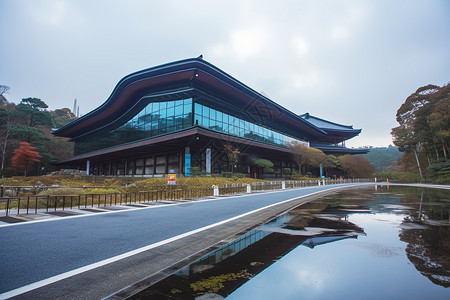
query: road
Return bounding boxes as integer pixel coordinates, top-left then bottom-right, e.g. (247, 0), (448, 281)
(0, 183), (371, 299)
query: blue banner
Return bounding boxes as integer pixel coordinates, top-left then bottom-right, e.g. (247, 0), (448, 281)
(185, 154), (191, 176)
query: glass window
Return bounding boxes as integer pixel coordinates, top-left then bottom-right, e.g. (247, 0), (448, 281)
(127, 160), (134, 175)
(155, 165), (165, 174)
(167, 106), (175, 118)
(168, 154), (178, 163)
(210, 118), (216, 128)
(210, 109), (217, 121)
(159, 108), (167, 119)
(202, 116), (210, 127)
(156, 155), (165, 164)
(166, 116), (174, 130)
(175, 100), (183, 107)
(216, 111), (223, 123)
(223, 113), (229, 124)
(202, 105), (209, 118)
(135, 159), (144, 175)
(145, 157), (154, 165)
(144, 166), (153, 174)
(195, 114), (202, 126)
(175, 105), (183, 116)
(223, 121), (229, 132)
(168, 165), (179, 173)
(159, 102), (166, 110)
(117, 161), (125, 175)
(194, 103), (202, 115)
(229, 116), (235, 126)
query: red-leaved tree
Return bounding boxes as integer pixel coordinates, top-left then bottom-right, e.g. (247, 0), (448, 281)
(11, 142), (41, 176)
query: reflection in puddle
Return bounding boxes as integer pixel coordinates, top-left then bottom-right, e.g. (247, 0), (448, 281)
(131, 186), (450, 300)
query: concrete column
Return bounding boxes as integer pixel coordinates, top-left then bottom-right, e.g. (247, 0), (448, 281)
(206, 148), (211, 174)
(86, 160), (90, 175)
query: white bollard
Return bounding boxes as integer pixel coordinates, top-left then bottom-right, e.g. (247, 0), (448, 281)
(213, 186), (219, 196)
(247, 184), (251, 193)
(282, 181), (286, 189)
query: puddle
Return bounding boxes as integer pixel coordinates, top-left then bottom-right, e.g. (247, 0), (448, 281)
(131, 186), (450, 299)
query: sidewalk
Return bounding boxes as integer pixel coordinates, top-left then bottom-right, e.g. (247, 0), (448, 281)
(0, 198), (205, 226)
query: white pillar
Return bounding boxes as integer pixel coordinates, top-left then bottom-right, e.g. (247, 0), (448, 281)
(206, 148), (211, 174)
(282, 181), (286, 189)
(246, 184), (251, 193)
(213, 186), (219, 196)
(86, 160), (90, 175)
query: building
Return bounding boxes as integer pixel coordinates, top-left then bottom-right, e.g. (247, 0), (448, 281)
(52, 57), (368, 178)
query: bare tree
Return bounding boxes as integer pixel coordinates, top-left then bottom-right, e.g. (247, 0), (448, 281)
(0, 85), (10, 96)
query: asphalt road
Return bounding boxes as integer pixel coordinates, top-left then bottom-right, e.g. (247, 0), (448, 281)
(0, 183), (371, 299)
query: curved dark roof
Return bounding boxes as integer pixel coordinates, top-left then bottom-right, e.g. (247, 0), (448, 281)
(53, 57), (360, 144)
(299, 113), (362, 143)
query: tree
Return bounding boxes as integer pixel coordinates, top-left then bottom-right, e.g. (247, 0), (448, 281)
(339, 155), (375, 178)
(289, 141), (330, 175)
(0, 85), (10, 106)
(16, 98), (54, 127)
(50, 108), (76, 128)
(0, 85), (9, 97)
(11, 142), (41, 176)
(289, 141), (311, 174)
(223, 143), (244, 173)
(391, 83), (450, 179)
(253, 158), (274, 174)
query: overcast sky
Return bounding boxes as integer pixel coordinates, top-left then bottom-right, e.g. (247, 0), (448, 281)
(1, 0), (449, 148)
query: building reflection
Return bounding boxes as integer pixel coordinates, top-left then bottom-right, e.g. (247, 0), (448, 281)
(132, 200), (367, 299)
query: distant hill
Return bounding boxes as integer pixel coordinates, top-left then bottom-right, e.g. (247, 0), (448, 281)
(359, 145), (402, 172)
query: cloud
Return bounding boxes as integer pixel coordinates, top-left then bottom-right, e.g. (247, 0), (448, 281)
(212, 26), (271, 62)
(331, 26), (350, 41)
(291, 36), (311, 57)
(292, 70), (321, 90)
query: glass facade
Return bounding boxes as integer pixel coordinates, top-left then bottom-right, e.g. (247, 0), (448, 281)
(194, 103), (308, 148)
(74, 98), (193, 155)
(75, 96), (309, 176)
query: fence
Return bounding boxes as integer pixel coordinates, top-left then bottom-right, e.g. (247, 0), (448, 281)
(0, 179), (372, 216)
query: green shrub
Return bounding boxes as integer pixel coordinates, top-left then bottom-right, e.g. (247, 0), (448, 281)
(38, 187), (86, 196)
(283, 168), (292, 174)
(84, 188), (121, 194)
(374, 171), (421, 183)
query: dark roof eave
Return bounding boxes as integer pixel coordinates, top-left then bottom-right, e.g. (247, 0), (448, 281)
(53, 58), (328, 139)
